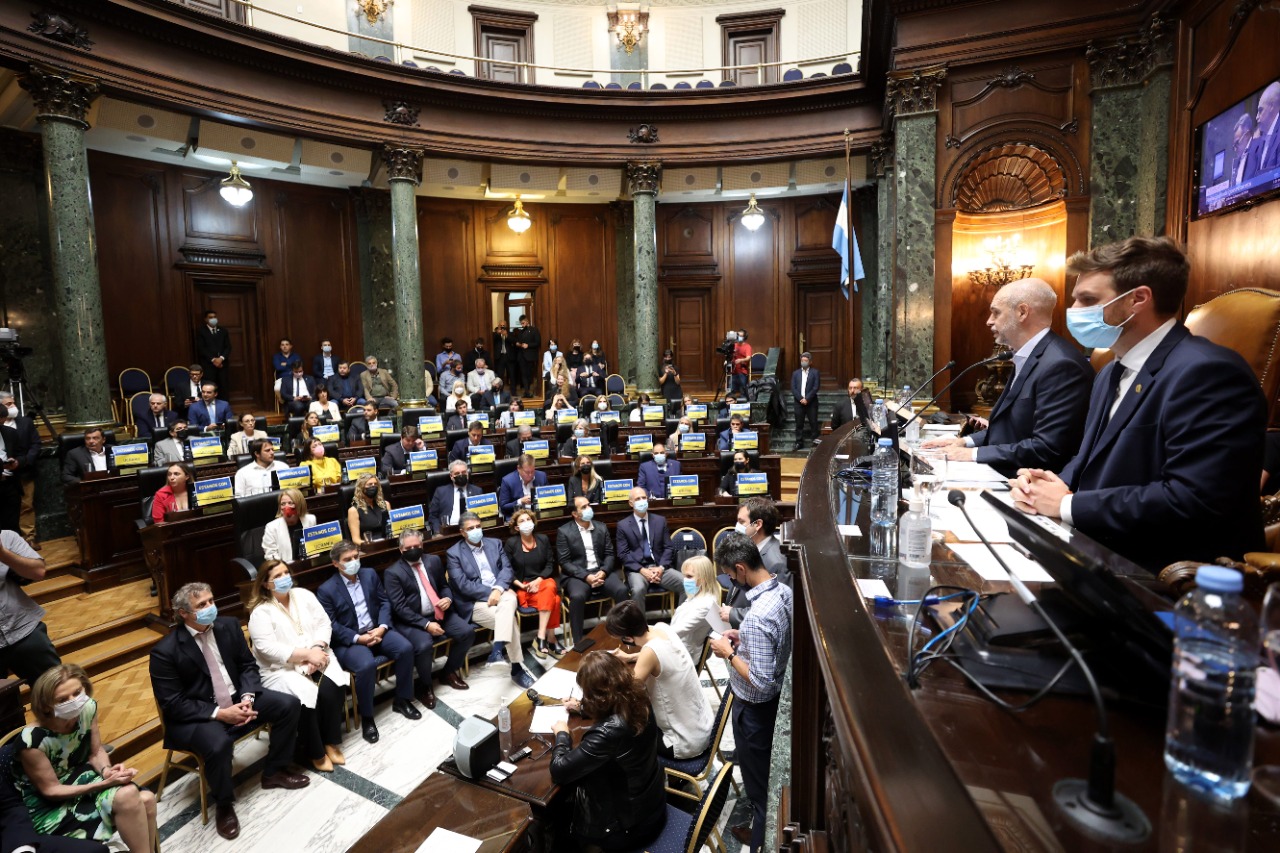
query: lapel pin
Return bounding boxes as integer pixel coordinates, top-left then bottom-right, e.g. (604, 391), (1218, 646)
(1134, 384), (1142, 394)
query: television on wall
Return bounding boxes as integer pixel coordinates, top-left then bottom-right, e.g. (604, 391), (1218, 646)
(1194, 76), (1280, 218)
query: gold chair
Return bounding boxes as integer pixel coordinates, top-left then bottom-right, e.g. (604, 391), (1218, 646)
(154, 699), (270, 826)
(342, 658), (398, 732)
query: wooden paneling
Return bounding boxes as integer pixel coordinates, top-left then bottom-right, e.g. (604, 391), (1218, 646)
(549, 210), (614, 359)
(182, 173), (258, 244)
(666, 290), (715, 390)
(727, 208), (782, 349)
(418, 202), (476, 353)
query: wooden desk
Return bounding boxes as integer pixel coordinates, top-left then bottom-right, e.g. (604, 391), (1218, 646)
(347, 772), (532, 853)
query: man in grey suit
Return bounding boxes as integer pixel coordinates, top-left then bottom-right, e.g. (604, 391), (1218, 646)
(1245, 82), (1280, 181)
(721, 497), (790, 628)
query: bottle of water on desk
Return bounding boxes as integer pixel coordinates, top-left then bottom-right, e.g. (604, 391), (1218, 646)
(898, 497), (932, 569)
(1164, 565), (1259, 801)
(498, 704), (512, 758)
(869, 438), (898, 558)
(899, 385), (913, 406)
(871, 399), (887, 432)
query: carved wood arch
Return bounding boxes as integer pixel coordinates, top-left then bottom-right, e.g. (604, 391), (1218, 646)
(943, 134), (1080, 212)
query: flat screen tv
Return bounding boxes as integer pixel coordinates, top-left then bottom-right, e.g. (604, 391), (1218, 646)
(1194, 77), (1280, 217)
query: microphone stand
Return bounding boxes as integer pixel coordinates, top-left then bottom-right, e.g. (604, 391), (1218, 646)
(892, 359), (956, 412)
(899, 352), (1012, 435)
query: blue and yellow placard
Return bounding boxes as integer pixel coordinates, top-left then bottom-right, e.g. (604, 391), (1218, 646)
(576, 436), (602, 456)
(344, 455), (377, 481)
(680, 432), (706, 452)
(523, 439), (549, 461)
(466, 492), (499, 521)
(668, 474), (700, 499)
(468, 444), (495, 466)
(312, 424), (340, 443)
(737, 472), (768, 496)
(732, 431), (759, 451)
(686, 404), (708, 422)
(409, 449), (437, 473)
(276, 465), (312, 491)
(596, 410), (620, 424)
(369, 418), (394, 439)
(556, 408), (580, 426)
(729, 403), (751, 419)
(535, 484), (566, 509)
(193, 476), (233, 507)
(513, 410), (536, 427)
(112, 442), (149, 469)
(188, 435), (222, 461)
(603, 479), (633, 503)
(389, 504), (427, 535)
(474, 412), (491, 429)
(641, 405), (664, 424)
(627, 434), (654, 454)
(302, 521), (343, 559)
(417, 415), (444, 435)
(266, 436), (282, 451)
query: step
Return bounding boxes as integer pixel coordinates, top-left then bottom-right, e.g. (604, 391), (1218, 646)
(36, 536), (81, 572)
(68, 626), (164, 680)
(27, 573), (85, 605)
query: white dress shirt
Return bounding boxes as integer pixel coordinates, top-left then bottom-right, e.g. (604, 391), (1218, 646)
(185, 623), (251, 713)
(578, 522), (599, 571)
(234, 460), (287, 496)
(88, 449), (108, 472)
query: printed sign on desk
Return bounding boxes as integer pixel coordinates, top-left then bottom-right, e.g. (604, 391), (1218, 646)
(312, 424), (340, 443)
(188, 435), (223, 463)
(408, 449), (437, 474)
(193, 476), (233, 507)
(389, 504), (426, 536)
(686, 404), (708, 422)
(417, 415), (444, 435)
(536, 484), (567, 516)
(576, 436), (602, 456)
(276, 466), (312, 492)
(523, 439), (549, 461)
(466, 492), (499, 525)
(603, 479), (633, 504)
(473, 413), (491, 429)
(680, 432), (706, 453)
(344, 456), (377, 482)
(468, 444), (495, 466)
(556, 408), (580, 426)
(596, 411), (620, 424)
(641, 405), (664, 424)
(668, 474), (700, 501)
(267, 436), (282, 451)
(627, 434), (654, 454)
(369, 419), (394, 439)
(111, 443), (148, 469)
(732, 431), (759, 451)
(737, 472), (768, 496)
(513, 411), (536, 428)
(302, 521), (343, 559)
(729, 403), (751, 419)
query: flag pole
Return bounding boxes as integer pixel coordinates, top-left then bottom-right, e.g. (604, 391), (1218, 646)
(844, 128), (854, 296)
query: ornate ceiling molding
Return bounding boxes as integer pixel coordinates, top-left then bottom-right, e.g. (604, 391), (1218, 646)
(28, 10), (93, 50)
(383, 145), (424, 184)
(885, 65), (947, 119)
(1086, 14), (1174, 91)
(628, 124), (659, 144)
(951, 142), (1066, 212)
(383, 100), (421, 126)
(626, 162), (661, 196)
(18, 64), (100, 128)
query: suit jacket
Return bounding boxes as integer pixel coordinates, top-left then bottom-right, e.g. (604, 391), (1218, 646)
(328, 373), (364, 404)
(281, 374), (318, 404)
(555, 519), (615, 581)
(188, 398), (234, 430)
(444, 537), (513, 621)
(360, 368), (399, 400)
(1245, 123), (1280, 180)
(717, 429), (737, 451)
(133, 408), (178, 440)
(195, 325), (231, 364)
(149, 617), (265, 737)
(463, 347), (492, 374)
(61, 444), (111, 484)
(498, 468), (548, 517)
(317, 568), (393, 646)
(829, 394), (871, 430)
(637, 459), (681, 499)
(969, 331), (1093, 477)
(505, 436), (526, 459)
(381, 442), (421, 477)
(1059, 323), (1266, 570)
(515, 325), (541, 363)
(384, 556), (454, 631)
(312, 353), (338, 382)
(446, 415), (473, 432)
(347, 415), (373, 444)
(482, 389), (512, 411)
(790, 367), (821, 402)
(5, 416), (39, 478)
(449, 437), (482, 463)
(428, 482), (482, 534)
(616, 512), (674, 573)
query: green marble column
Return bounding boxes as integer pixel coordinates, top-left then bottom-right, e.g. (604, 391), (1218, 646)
(627, 163), (661, 395)
(865, 140), (895, 388)
(353, 188), (397, 368)
(18, 65), (111, 429)
(611, 201), (637, 385)
(1136, 65), (1172, 236)
(384, 145), (426, 403)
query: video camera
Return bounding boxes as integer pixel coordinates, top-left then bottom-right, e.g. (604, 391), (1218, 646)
(0, 329), (33, 377)
(715, 332), (738, 359)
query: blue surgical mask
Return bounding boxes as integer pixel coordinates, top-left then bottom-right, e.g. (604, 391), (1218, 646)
(1065, 289), (1135, 349)
(634, 499), (648, 514)
(579, 507), (594, 523)
(466, 528), (484, 544)
(195, 603), (218, 625)
(678, 423), (690, 433)
(272, 575), (294, 594)
(682, 579), (699, 597)
(653, 454), (666, 466)
(574, 428), (585, 438)
(341, 559), (361, 576)
(549, 344), (558, 353)
(322, 345), (332, 354)
(735, 521), (749, 536)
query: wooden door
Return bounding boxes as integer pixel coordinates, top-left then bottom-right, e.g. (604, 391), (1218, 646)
(664, 290), (714, 392)
(731, 39), (768, 86)
(482, 35), (524, 83)
(798, 285), (853, 381)
(192, 279), (264, 412)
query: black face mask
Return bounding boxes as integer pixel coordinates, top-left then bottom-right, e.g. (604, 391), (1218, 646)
(579, 464), (592, 475)
(402, 546), (423, 562)
(363, 486), (379, 497)
(735, 461), (748, 471)
(453, 474), (469, 487)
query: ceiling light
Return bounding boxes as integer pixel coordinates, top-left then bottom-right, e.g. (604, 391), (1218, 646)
(219, 161), (253, 207)
(507, 197), (532, 233)
(741, 194), (765, 232)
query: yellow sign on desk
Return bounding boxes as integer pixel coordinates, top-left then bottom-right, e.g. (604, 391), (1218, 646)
(668, 474), (699, 499)
(389, 504), (426, 535)
(468, 444), (495, 466)
(576, 436), (602, 456)
(302, 521), (343, 559)
(556, 408), (580, 426)
(467, 492), (499, 521)
(409, 449), (438, 473)
(737, 472), (768, 496)
(276, 466), (312, 492)
(729, 403), (751, 419)
(641, 405), (664, 424)
(417, 415), (444, 435)
(369, 419), (394, 439)
(112, 443), (149, 469)
(686, 404), (708, 422)
(523, 440), (549, 461)
(194, 476), (233, 507)
(188, 436), (222, 461)
(627, 434), (653, 454)
(680, 432), (706, 453)
(513, 410), (536, 428)
(732, 431), (758, 451)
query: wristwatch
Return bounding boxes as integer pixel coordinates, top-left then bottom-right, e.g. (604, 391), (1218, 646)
(728, 652), (737, 665)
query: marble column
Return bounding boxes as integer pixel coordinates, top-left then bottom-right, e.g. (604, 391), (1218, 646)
(885, 67), (945, 390)
(352, 188), (397, 368)
(611, 201), (637, 384)
(384, 145), (426, 403)
(627, 163), (661, 395)
(18, 65), (111, 429)
(865, 138), (895, 388)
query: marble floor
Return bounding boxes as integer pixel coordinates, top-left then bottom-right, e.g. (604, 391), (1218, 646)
(144, 634), (747, 853)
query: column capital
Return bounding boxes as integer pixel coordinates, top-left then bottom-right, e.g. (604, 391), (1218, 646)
(869, 134), (895, 179)
(1086, 14), (1174, 91)
(885, 65), (946, 120)
(19, 65), (99, 129)
(383, 144), (424, 184)
(626, 162), (661, 197)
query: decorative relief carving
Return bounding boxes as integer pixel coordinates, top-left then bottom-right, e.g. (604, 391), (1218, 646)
(18, 65), (99, 128)
(1060, 118), (1079, 135)
(383, 100), (420, 126)
(28, 11), (93, 50)
(869, 135), (894, 178)
(945, 134), (961, 149)
(178, 245), (268, 267)
(628, 123), (659, 144)
(991, 66), (1034, 88)
(1086, 14), (1174, 90)
(952, 142), (1067, 212)
(885, 65), (947, 118)
(382, 145), (424, 184)
(626, 162), (661, 196)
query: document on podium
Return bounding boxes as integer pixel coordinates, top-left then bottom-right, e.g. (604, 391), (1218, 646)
(948, 543), (1053, 583)
(415, 828), (482, 853)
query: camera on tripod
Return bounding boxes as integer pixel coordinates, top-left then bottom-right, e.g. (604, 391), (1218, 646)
(715, 333), (738, 359)
(0, 329), (33, 373)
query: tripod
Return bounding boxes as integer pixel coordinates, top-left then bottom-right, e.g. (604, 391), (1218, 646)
(3, 355), (58, 437)
(712, 358), (733, 404)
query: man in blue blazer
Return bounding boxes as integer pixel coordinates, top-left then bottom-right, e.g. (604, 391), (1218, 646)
(789, 352), (821, 449)
(445, 514), (535, 688)
(316, 541), (422, 743)
(382, 529), (475, 704)
(497, 454), (548, 518)
(448, 422), (486, 464)
(281, 363), (318, 417)
(428, 460), (483, 535)
(1013, 237), (1266, 571)
(924, 278), (1093, 477)
(187, 382), (233, 432)
(312, 340), (338, 383)
(616, 487), (685, 609)
(135, 393), (180, 440)
(717, 414), (746, 451)
(636, 450), (681, 499)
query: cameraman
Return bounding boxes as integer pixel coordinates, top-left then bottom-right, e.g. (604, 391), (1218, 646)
(657, 350), (682, 412)
(730, 329), (752, 396)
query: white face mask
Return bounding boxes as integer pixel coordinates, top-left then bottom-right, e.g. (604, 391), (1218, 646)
(53, 692), (92, 721)
(518, 520), (535, 536)
(4, 406), (15, 419)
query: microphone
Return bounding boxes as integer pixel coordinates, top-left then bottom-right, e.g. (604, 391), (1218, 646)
(899, 352), (1012, 434)
(889, 360), (956, 414)
(946, 490), (1150, 843)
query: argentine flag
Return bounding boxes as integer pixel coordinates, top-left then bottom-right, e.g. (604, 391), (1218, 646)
(832, 185), (865, 298)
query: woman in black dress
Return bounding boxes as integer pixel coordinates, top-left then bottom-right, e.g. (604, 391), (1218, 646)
(564, 455), (603, 504)
(503, 509), (565, 658)
(347, 473), (389, 544)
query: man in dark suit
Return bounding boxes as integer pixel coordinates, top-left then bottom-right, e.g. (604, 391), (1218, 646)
(481, 379), (513, 413)
(789, 352), (822, 449)
(829, 379), (872, 431)
(505, 424), (535, 459)
(462, 338), (492, 375)
(382, 529), (475, 705)
(718, 414), (746, 451)
(429, 460), (482, 535)
(381, 427), (425, 478)
(445, 514), (535, 688)
(0, 738), (108, 853)
(449, 422), (486, 464)
(316, 541), (422, 743)
(0, 423), (25, 533)
(149, 581), (308, 840)
(512, 314), (540, 398)
(498, 454), (548, 518)
(923, 278), (1093, 477)
(328, 361), (365, 410)
(187, 382), (234, 432)
(347, 401), (379, 444)
(1245, 82), (1280, 181)
(61, 428), (112, 485)
(135, 393), (180, 440)
(312, 340), (338, 383)
(281, 363), (318, 417)
(1, 393), (41, 549)
(194, 310), (231, 391)
(445, 400), (472, 432)
(1014, 236), (1267, 571)
(492, 323), (514, 387)
(555, 496), (628, 645)
(636, 449), (681, 499)
(616, 487), (685, 608)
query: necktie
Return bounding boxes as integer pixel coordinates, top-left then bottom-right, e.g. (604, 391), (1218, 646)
(197, 631), (234, 709)
(208, 402), (215, 421)
(1089, 363), (1127, 450)
(455, 489), (465, 525)
(412, 562), (444, 620)
(640, 519), (652, 557)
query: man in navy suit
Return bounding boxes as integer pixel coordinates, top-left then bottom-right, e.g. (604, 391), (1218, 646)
(149, 581), (307, 840)
(448, 421), (486, 464)
(281, 363), (318, 417)
(194, 310), (231, 391)
(429, 460), (482, 535)
(382, 529), (475, 704)
(555, 496), (628, 645)
(135, 393), (180, 440)
(316, 541), (422, 743)
(923, 278), (1093, 477)
(616, 487), (685, 608)
(1244, 82), (1280, 181)
(498, 454), (548, 518)
(312, 339), (338, 383)
(327, 361), (365, 410)
(445, 514), (535, 688)
(1013, 237), (1266, 571)
(381, 426), (426, 478)
(187, 382), (234, 432)
(789, 352), (822, 449)
(636, 449), (681, 499)
(718, 414), (746, 451)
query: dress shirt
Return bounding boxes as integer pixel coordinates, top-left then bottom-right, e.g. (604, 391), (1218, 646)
(291, 376), (309, 398)
(234, 461), (284, 496)
(964, 327), (1050, 448)
(410, 561), (444, 620)
(87, 449), (108, 472)
(729, 577), (793, 704)
(318, 355), (335, 378)
(799, 368), (811, 398)
(342, 576), (375, 637)
(184, 623), (251, 712)
(578, 523), (599, 571)
(471, 543), (498, 589)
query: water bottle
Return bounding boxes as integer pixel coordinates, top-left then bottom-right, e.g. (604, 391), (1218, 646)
(870, 438), (898, 527)
(898, 497), (932, 569)
(498, 704), (513, 757)
(872, 399), (887, 431)
(1163, 565), (1259, 801)
(899, 385), (913, 406)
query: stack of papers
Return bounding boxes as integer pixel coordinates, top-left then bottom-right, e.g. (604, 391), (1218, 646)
(944, 461), (1010, 487)
(416, 828), (482, 853)
(529, 668), (579, 700)
(529, 706), (569, 734)
(948, 543), (1053, 583)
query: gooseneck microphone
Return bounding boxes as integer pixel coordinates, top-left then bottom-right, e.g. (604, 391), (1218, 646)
(899, 352), (1012, 435)
(894, 359), (956, 410)
(946, 490), (1150, 843)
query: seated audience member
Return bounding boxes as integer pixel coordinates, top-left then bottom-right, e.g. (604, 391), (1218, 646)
(348, 473), (390, 545)
(556, 497), (628, 646)
(544, 394), (573, 425)
(665, 416), (694, 454)
(234, 439), (287, 496)
(617, 488), (685, 608)
(311, 339), (337, 383)
(567, 339), (585, 370)
(467, 358), (496, 396)
(152, 419), (188, 467)
(829, 378), (872, 431)
(565, 455), (603, 504)
(506, 424), (535, 458)
(558, 419), (593, 459)
(273, 339), (301, 381)
(360, 356), (399, 409)
(308, 386), (341, 422)
(317, 541), (423, 742)
(293, 412), (323, 456)
(383, 529), (475, 704)
(462, 338), (491, 374)
(498, 454), (547, 519)
(434, 338), (457, 375)
(180, 364), (204, 416)
(227, 412), (267, 457)
(381, 427), (425, 478)
(420, 362), (437, 410)
(247, 560), (347, 773)
(327, 361), (364, 410)
(637, 447), (680, 499)
(482, 379), (512, 413)
(445, 514), (535, 688)
(0, 531), (60, 682)
(262, 489), (315, 563)
(151, 462), (193, 524)
(282, 363), (316, 418)
(187, 383), (233, 432)
(670, 556), (721, 661)
(541, 341), (561, 384)
(628, 393), (653, 425)
(61, 428), (110, 484)
(601, 601), (713, 760)
(719, 450), (758, 497)
(302, 438), (341, 487)
(497, 398), (524, 430)
(150, 582), (307, 840)
(15, 665), (157, 852)
(576, 355), (604, 396)
(549, 651), (666, 851)
(1, 739), (108, 853)
(429, 460), (480, 536)
(444, 383), (469, 416)
(136, 393), (179, 440)
(504, 509), (565, 658)
(717, 393), (740, 420)
(588, 340), (608, 373)
(589, 397), (613, 425)
(543, 373), (578, 411)
(445, 400), (471, 432)
(438, 359), (465, 399)
(448, 421), (486, 464)
(721, 498), (789, 628)
(347, 401), (379, 444)
(717, 414), (746, 451)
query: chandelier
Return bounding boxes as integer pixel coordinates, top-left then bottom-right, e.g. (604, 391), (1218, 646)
(968, 234), (1034, 288)
(740, 194), (765, 232)
(608, 8), (648, 55)
(507, 198), (532, 233)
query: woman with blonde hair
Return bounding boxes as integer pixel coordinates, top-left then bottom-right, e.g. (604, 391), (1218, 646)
(293, 411), (323, 455)
(261, 489), (316, 563)
(14, 664), (157, 851)
(347, 473), (389, 545)
(564, 454), (603, 504)
(669, 555), (721, 661)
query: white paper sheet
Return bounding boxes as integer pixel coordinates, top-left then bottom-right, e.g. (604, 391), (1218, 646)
(921, 423), (962, 432)
(948, 543), (1054, 583)
(943, 461), (1009, 485)
(705, 606), (731, 635)
(529, 705), (569, 734)
(856, 578), (892, 599)
(529, 667), (579, 700)
(837, 524), (862, 537)
(415, 828), (483, 853)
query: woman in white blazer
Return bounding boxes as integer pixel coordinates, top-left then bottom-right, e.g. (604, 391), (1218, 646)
(247, 558), (347, 772)
(228, 412), (269, 457)
(261, 489), (316, 563)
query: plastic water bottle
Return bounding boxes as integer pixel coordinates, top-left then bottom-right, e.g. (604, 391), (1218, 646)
(898, 497), (932, 568)
(498, 704), (512, 757)
(1163, 565), (1259, 801)
(872, 399), (887, 431)
(899, 385), (913, 406)
(870, 438), (898, 527)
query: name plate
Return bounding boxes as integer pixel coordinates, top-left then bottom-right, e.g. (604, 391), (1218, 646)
(267, 436), (282, 451)
(729, 403), (751, 419)
(733, 431), (759, 451)
(389, 504), (427, 535)
(737, 472), (768, 496)
(418, 415), (444, 435)
(188, 435), (222, 461)
(556, 408), (580, 426)
(523, 439), (549, 460)
(680, 432), (706, 452)
(112, 442), (149, 469)
(276, 465), (312, 492)
(641, 405), (664, 424)
(369, 419), (394, 438)
(344, 456), (377, 481)
(312, 424), (340, 443)
(576, 436), (602, 456)
(535, 484), (566, 509)
(627, 434), (654, 454)
(466, 492), (499, 521)
(193, 476), (233, 507)
(473, 413), (491, 429)
(686, 404), (708, 422)
(668, 474), (700, 499)
(602, 479), (633, 504)
(302, 521), (343, 559)
(468, 444), (495, 466)
(409, 449), (438, 473)
(596, 410), (620, 424)
(513, 411), (536, 428)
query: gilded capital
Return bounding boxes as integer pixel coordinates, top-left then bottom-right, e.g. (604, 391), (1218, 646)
(626, 162), (661, 197)
(19, 65), (99, 129)
(383, 145), (424, 184)
(885, 65), (947, 119)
